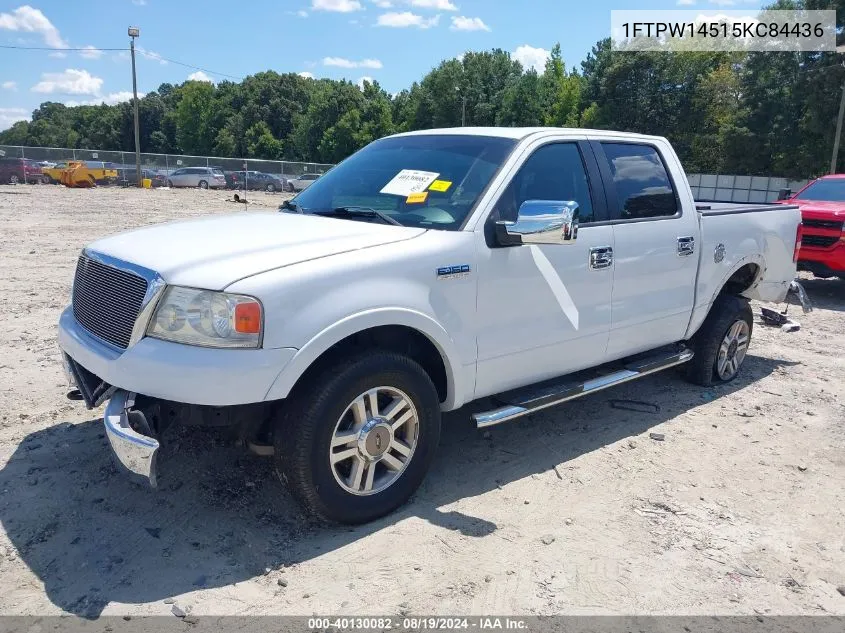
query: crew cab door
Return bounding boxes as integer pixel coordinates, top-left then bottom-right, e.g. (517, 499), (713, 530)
(474, 140), (615, 399)
(590, 140), (699, 359)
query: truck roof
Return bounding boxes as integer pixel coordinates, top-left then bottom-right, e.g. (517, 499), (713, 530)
(389, 126), (667, 143)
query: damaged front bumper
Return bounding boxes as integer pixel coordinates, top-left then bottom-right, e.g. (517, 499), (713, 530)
(103, 390), (160, 488)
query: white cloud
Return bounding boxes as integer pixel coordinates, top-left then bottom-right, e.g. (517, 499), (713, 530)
(512, 45), (549, 72)
(312, 0), (362, 12)
(357, 76), (374, 89)
(0, 107), (29, 130)
(450, 16), (490, 31)
(376, 11), (440, 28)
(372, 0), (392, 6)
(132, 0), (147, 5)
(677, 0), (696, 5)
(297, 9), (309, 17)
(710, 0), (735, 5)
(138, 47), (167, 65)
(79, 45), (103, 60)
(323, 56), (383, 68)
(298, 71), (315, 78)
(409, 0), (456, 10)
(65, 91), (142, 107)
(0, 5), (68, 49)
(48, 50), (67, 58)
(2, 80), (18, 91)
(31, 69), (103, 95)
(187, 70), (212, 82)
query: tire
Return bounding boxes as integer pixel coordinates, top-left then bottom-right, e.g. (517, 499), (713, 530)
(266, 183), (275, 193)
(166, 179), (174, 187)
(198, 180), (209, 189)
(286, 182), (295, 193)
(274, 351), (441, 524)
(9, 175), (19, 185)
(685, 295), (753, 387)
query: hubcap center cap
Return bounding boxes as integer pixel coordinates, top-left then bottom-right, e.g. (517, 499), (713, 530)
(358, 418), (392, 460)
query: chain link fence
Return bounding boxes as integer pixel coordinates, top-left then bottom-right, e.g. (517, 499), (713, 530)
(688, 173), (810, 203)
(0, 144), (334, 188)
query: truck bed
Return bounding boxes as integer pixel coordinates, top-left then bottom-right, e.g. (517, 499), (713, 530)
(695, 201), (800, 216)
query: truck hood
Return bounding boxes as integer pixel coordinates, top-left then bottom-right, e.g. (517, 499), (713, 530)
(88, 211), (426, 289)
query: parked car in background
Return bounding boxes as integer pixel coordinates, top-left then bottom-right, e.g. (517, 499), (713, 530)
(115, 166), (168, 187)
(231, 171), (291, 192)
(288, 172), (322, 192)
(777, 174), (845, 279)
(166, 167), (227, 189)
(0, 157), (48, 184)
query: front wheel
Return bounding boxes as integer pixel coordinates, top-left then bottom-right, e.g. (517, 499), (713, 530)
(275, 352), (441, 524)
(266, 183), (275, 193)
(198, 180), (208, 189)
(166, 179), (173, 187)
(9, 175), (19, 185)
(686, 295), (753, 386)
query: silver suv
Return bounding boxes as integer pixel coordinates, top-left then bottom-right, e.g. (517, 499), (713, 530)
(166, 167), (227, 189)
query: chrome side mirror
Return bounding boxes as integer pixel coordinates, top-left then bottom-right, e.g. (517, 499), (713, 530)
(495, 200), (580, 246)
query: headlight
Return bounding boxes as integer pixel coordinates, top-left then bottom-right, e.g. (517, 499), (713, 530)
(148, 287), (262, 349)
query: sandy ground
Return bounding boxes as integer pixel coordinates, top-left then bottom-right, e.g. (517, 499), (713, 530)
(0, 183), (843, 618)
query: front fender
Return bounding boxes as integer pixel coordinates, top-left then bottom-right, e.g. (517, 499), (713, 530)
(263, 307), (467, 411)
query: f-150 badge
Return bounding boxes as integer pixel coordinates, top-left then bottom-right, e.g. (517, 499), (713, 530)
(437, 265), (470, 280)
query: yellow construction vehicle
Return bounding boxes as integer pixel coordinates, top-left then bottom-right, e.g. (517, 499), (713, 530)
(42, 161), (118, 187)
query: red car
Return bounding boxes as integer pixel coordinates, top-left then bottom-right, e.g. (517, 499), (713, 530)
(778, 175), (845, 278)
(0, 157), (47, 184)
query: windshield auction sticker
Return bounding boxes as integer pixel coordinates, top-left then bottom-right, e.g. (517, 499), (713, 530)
(381, 170), (440, 197)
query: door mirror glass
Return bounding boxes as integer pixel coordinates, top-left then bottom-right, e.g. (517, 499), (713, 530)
(777, 188), (792, 201)
(495, 200), (579, 246)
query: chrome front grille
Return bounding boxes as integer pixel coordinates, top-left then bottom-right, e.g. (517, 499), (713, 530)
(72, 254), (149, 349)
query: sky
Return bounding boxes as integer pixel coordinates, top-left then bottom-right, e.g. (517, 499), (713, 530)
(0, 0), (764, 132)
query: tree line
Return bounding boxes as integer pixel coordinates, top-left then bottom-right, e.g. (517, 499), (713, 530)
(2, 1), (843, 179)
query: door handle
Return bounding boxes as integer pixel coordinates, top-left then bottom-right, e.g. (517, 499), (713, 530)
(589, 246), (613, 270)
(678, 236), (695, 256)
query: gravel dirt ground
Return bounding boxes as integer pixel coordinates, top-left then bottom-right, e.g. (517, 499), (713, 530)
(0, 184), (843, 618)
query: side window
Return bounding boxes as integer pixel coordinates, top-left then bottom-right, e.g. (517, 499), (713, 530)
(494, 143), (595, 224)
(601, 143), (678, 219)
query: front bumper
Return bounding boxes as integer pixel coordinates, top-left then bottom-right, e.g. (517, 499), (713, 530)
(58, 306), (297, 407)
(104, 390), (160, 487)
(798, 239), (845, 274)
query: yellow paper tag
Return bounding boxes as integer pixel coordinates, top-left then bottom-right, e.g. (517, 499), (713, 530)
(429, 180), (452, 192)
(406, 192), (428, 204)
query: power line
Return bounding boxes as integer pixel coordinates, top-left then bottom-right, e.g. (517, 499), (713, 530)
(0, 44), (244, 81)
(137, 51), (244, 81)
(0, 44), (127, 51)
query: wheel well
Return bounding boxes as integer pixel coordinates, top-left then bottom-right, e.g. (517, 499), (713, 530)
(721, 263), (760, 296)
(291, 325), (448, 403)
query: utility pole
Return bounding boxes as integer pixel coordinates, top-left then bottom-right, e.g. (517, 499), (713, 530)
(831, 78), (845, 174)
(128, 26), (142, 187)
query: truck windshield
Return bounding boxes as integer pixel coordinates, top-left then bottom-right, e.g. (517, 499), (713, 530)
(289, 134), (516, 229)
(794, 179), (845, 202)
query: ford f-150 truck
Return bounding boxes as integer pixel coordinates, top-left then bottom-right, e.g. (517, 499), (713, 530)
(58, 128), (802, 524)
(777, 174), (845, 278)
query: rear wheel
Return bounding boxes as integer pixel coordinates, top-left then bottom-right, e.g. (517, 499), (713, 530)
(198, 180), (209, 189)
(274, 351), (441, 524)
(9, 175), (19, 185)
(266, 183), (275, 193)
(686, 295), (753, 386)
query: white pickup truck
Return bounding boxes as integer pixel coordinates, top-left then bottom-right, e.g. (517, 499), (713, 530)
(58, 127), (803, 524)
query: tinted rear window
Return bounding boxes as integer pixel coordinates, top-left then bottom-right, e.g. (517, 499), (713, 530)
(601, 143), (678, 219)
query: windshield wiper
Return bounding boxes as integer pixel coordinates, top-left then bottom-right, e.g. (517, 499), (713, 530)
(314, 207), (403, 227)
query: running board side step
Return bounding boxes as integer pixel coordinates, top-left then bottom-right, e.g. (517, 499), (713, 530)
(473, 347), (694, 429)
